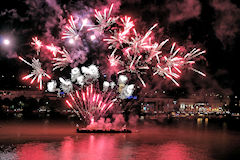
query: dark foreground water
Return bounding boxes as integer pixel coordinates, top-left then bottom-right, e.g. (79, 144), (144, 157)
(1, 119), (240, 160)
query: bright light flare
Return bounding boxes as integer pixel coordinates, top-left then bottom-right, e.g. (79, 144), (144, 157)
(90, 35), (96, 41)
(3, 39), (10, 46)
(68, 39), (75, 44)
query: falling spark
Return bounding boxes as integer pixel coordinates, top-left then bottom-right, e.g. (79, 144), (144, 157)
(19, 56), (51, 90)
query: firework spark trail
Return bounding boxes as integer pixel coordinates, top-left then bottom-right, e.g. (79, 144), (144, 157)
(46, 43), (60, 57)
(52, 48), (73, 71)
(153, 63), (180, 86)
(104, 31), (127, 50)
(103, 16), (134, 50)
(129, 24), (158, 54)
(89, 4), (119, 32)
(62, 15), (88, 42)
(146, 39), (169, 62)
(184, 48), (206, 61)
(120, 16), (134, 32)
(189, 67), (206, 77)
(108, 54), (121, 67)
(163, 42), (185, 74)
(19, 56), (51, 90)
(118, 54), (149, 87)
(152, 43), (185, 87)
(183, 48), (206, 77)
(66, 84), (115, 124)
(31, 37), (43, 55)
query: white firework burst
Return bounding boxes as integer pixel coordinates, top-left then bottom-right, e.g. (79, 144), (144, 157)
(19, 56), (51, 90)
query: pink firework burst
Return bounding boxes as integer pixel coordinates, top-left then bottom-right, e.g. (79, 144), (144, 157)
(19, 56), (51, 90)
(66, 84), (116, 124)
(31, 37), (43, 55)
(89, 4), (119, 32)
(46, 43), (60, 57)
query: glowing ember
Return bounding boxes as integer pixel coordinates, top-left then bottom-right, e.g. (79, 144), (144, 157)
(31, 37), (43, 55)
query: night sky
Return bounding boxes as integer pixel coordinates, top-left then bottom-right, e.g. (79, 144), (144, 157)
(0, 0), (239, 96)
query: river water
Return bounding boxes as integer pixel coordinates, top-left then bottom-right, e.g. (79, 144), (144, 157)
(1, 119), (240, 160)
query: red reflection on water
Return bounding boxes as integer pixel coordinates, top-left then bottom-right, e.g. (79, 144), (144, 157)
(60, 137), (74, 160)
(132, 142), (194, 160)
(17, 143), (57, 160)
(158, 142), (193, 160)
(15, 136), (200, 160)
(15, 135), (121, 160)
(75, 135), (119, 159)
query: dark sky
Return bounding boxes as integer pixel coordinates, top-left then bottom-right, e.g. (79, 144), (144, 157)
(0, 0), (239, 96)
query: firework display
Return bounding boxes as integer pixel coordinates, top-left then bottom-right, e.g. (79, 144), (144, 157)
(66, 84), (116, 124)
(19, 4), (206, 124)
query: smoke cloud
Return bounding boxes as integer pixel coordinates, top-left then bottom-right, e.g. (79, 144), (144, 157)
(210, 0), (240, 47)
(166, 0), (202, 23)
